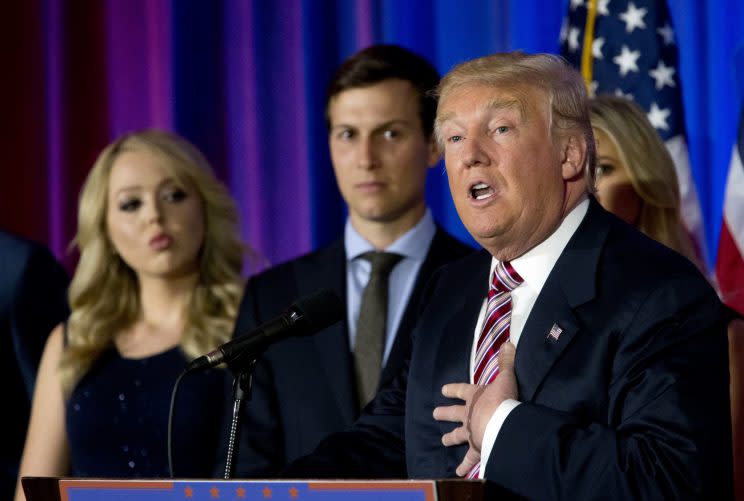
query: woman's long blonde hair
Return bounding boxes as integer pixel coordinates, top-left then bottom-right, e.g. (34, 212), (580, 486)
(60, 129), (245, 394)
(590, 95), (699, 264)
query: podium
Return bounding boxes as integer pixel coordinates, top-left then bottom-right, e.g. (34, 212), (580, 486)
(22, 477), (485, 501)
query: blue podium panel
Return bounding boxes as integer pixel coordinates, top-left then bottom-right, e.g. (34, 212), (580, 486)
(57, 479), (437, 501)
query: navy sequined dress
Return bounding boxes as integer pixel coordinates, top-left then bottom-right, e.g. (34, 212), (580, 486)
(66, 346), (230, 478)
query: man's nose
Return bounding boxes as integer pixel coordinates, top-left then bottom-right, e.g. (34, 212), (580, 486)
(357, 137), (380, 170)
(461, 136), (490, 168)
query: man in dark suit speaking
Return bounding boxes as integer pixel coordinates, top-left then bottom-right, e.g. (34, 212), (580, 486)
(228, 45), (472, 476)
(283, 52), (732, 499)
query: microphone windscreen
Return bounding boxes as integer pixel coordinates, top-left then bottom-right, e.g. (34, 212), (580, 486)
(292, 289), (344, 333)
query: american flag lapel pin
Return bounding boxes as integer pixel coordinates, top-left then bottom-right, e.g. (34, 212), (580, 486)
(547, 323), (563, 343)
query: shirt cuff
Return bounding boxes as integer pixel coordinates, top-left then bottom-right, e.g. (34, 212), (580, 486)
(478, 399), (521, 479)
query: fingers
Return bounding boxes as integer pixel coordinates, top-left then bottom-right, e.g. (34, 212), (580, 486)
(435, 404), (470, 446)
(433, 404), (465, 423)
(441, 425), (469, 446)
(436, 383), (485, 450)
(498, 341), (516, 372)
(455, 447), (482, 477)
(441, 383), (477, 401)
(466, 385), (486, 432)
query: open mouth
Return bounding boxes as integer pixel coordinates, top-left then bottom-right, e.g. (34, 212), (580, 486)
(470, 182), (495, 200)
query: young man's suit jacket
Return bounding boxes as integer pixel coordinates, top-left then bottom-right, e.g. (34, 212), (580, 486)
(228, 227), (472, 477)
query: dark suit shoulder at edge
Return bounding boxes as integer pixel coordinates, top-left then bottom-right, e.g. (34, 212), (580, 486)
(600, 210), (712, 291)
(248, 238), (344, 287)
(431, 225), (475, 258)
(234, 239), (345, 337)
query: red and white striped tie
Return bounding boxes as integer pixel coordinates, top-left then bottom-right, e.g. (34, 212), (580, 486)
(467, 260), (523, 479)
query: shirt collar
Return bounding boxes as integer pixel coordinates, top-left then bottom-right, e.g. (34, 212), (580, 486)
(345, 209), (436, 262)
(490, 197), (590, 291)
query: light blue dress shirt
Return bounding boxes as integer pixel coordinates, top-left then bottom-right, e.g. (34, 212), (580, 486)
(344, 210), (436, 365)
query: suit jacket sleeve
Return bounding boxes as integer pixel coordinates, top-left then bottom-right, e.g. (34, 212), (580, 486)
(280, 354), (409, 479)
(276, 262), (455, 479)
(11, 242), (69, 397)
(214, 277), (288, 478)
(485, 273), (731, 499)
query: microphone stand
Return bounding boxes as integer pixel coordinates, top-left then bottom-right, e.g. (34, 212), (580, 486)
(223, 358), (256, 479)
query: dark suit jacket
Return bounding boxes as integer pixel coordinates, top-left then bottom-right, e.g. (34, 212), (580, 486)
(228, 226), (472, 477)
(0, 231), (69, 499)
(285, 200), (732, 499)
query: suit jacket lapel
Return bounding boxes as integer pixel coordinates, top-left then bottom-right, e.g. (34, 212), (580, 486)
(381, 227), (466, 385)
(437, 252), (491, 472)
(515, 199), (608, 401)
(433, 252), (491, 438)
(302, 239), (357, 423)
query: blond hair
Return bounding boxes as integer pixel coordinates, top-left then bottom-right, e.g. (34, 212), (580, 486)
(434, 51), (597, 191)
(60, 129), (245, 394)
(590, 95), (698, 263)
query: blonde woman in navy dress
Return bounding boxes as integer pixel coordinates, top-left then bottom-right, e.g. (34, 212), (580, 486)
(15, 130), (246, 500)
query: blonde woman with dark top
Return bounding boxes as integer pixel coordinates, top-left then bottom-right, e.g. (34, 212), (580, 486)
(15, 129), (246, 501)
(589, 95), (701, 268)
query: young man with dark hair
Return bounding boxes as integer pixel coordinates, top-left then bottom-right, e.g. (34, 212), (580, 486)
(227, 45), (472, 477)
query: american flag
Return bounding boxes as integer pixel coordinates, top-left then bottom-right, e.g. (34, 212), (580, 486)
(548, 323), (563, 342)
(560, 0), (708, 267)
(716, 47), (744, 316)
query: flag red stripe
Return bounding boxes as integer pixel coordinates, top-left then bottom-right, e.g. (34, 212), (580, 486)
(717, 219), (744, 316)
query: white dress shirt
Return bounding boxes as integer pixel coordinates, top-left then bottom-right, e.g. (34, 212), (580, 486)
(473, 198), (590, 478)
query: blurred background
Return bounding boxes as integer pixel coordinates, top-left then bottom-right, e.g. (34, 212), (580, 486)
(4, 0), (743, 275)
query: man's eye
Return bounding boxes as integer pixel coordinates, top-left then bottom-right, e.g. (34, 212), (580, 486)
(495, 126), (509, 134)
(164, 189), (187, 203)
(382, 129), (400, 140)
(119, 199), (141, 212)
(338, 129), (355, 140)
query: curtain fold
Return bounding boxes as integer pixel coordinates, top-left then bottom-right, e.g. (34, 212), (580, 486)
(4, 0), (742, 271)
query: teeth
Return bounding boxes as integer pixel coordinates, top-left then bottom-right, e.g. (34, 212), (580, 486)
(470, 182), (494, 200)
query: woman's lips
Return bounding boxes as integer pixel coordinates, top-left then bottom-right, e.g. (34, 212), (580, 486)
(149, 234), (173, 250)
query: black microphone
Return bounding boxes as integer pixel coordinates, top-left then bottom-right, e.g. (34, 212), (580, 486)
(185, 288), (344, 373)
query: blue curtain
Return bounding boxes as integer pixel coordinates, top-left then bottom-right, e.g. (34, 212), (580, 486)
(5, 0), (742, 271)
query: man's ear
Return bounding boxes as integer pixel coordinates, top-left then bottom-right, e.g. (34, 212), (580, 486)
(561, 134), (586, 180)
(427, 135), (442, 168)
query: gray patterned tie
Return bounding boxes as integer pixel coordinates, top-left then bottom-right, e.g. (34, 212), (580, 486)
(354, 251), (403, 408)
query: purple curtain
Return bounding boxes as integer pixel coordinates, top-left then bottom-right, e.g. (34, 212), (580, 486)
(3, 0), (742, 273)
